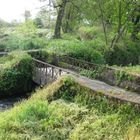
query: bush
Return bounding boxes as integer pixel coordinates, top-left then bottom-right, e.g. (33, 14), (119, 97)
(84, 39), (106, 53)
(0, 35), (21, 51)
(78, 26), (103, 40)
(47, 39), (106, 64)
(105, 41), (140, 66)
(0, 43), (6, 51)
(68, 47), (105, 64)
(29, 50), (49, 61)
(0, 53), (34, 97)
(0, 34), (47, 51)
(20, 37), (47, 50)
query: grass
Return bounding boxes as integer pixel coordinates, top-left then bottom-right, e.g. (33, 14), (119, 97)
(0, 76), (140, 139)
(113, 65), (140, 75)
(121, 65), (140, 75)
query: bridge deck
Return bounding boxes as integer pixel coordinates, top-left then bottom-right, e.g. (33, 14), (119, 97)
(74, 75), (140, 105)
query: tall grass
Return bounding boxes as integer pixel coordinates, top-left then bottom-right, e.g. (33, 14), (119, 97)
(0, 76), (140, 139)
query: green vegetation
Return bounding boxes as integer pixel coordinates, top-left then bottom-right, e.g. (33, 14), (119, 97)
(0, 0), (140, 138)
(0, 53), (34, 97)
(114, 65), (140, 75)
(0, 77), (140, 139)
(47, 38), (106, 64)
(0, 20), (47, 51)
(115, 70), (134, 85)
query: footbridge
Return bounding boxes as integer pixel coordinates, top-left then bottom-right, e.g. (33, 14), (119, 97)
(33, 58), (140, 105)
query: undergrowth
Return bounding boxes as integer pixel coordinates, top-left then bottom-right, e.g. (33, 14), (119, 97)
(0, 76), (140, 140)
(0, 53), (34, 97)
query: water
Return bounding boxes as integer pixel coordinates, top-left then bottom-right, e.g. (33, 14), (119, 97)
(0, 97), (25, 111)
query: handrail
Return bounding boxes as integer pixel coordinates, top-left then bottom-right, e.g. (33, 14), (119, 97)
(58, 54), (120, 71)
(1, 49), (139, 77)
(58, 55), (140, 77)
(0, 49), (43, 55)
(32, 58), (79, 77)
(0, 52), (8, 55)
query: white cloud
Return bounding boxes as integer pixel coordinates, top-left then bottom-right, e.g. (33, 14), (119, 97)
(0, 0), (43, 22)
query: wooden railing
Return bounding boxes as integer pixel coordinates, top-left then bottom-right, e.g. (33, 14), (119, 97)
(0, 49), (42, 56)
(32, 58), (78, 85)
(54, 54), (117, 72)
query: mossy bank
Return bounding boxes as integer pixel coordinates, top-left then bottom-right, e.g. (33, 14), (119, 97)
(0, 53), (34, 97)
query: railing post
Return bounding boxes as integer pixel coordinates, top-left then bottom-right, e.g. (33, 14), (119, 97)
(45, 65), (48, 84)
(39, 63), (42, 85)
(59, 69), (62, 76)
(52, 67), (54, 78)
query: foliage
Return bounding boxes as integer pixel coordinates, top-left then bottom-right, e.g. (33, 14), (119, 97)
(0, 53), (34, 97)
(117, 65), (140, 75)
(15, 20), (37, 37)
(0, 34), (46, 51)
(115, 70), (134, 85)
(80, 67), (104, 79)
(105, 40), (140, 65)
(20, 37), (47, 50)
(0, 77), (140, 139)
(47, 39), (106, 64)
(78, 26), (104, 40)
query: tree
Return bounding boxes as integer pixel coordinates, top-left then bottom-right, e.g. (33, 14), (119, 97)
(53, 0), (69, 38)
(131, 2), (140, 41)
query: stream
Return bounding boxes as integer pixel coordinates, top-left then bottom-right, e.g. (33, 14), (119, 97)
(0, 96), (27, 111)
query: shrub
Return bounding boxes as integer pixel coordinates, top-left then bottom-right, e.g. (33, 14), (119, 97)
(68, 47), (105, 64)
(47, 39), (106, 64)
(0, 34), (47, 51)
(29, 50), (49, 61)
(78, 26), (103, 40)
(84, 39), (106, 53)
(0, 35), (21, 51)
(0, 43), (6, 51)
(16, 20), (37, 37)
(0, 53), (34, 97)
(105, 41), (140, 66)
(21, 37), (47, 50)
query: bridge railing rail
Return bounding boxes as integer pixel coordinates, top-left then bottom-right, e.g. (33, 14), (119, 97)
(32, 58), (78, 85)
(55, 54), (117, 71)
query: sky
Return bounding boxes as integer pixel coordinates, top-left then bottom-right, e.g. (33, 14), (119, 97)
(0, 0), (44, 22)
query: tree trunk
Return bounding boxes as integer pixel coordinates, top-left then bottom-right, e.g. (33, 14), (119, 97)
(131, 3), (140, 41)
(53, 0), (67, 38)
(110, 26), (126, 48)
(131, 9), (140, 41)
(63, 7), (72, 33)
(118, 1), (122, 33)
(98, 1), (108, 45)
